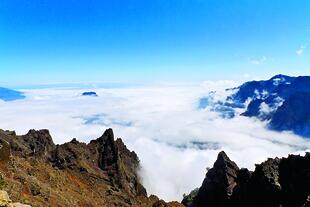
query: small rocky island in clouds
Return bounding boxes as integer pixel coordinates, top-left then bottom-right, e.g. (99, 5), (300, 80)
(81, 91), (98, 97)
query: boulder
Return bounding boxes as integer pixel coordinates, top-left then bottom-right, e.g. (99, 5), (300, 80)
(0, 190), (31, 207)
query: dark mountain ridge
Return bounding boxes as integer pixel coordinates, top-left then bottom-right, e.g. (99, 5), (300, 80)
(235, 75), (310, 137)
(182, 151), (310, 207)
(200, 74), (310, 137)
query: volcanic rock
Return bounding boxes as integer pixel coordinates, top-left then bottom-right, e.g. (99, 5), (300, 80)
(191, 151), (239, 207)
(0, 128), (181, 206)
(184, 151), (310, 207)
(0, 138), (10, 162)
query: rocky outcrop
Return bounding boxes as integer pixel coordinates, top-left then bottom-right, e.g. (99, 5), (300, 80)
(245, 158), (281, 207)
(51, 128), (147, 197)
(0, 128), (182, 207)
(3, 127), (309, 207)
(1, 129), (55, 158)
(152, 199), (185, 207)
(184, 151), (239, 207)
(0, 190), (31, 207)
(0, 138), (10, 162)
(88, 129), (119, 177)
(184, 151), (310, 207)
(22, 129), (56, 156)
(114, 138), (147, 196)
(50, 128), (147, 201)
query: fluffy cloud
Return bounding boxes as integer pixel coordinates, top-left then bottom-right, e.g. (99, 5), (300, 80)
(296, 45), (306, 56)
(0, 82), (309, 201)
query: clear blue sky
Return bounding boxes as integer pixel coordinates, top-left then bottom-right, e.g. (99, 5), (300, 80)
(0, 0), (309, 86)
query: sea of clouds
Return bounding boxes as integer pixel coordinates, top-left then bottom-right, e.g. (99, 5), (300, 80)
(0, 81), (309, 201)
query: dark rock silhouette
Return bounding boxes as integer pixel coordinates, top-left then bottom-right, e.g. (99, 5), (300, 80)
(191, 151), (239, 207)
(269, 92), (310, 137)
(183, 151), (310, 207)
(81, 91), (98, 97)
(236, 75), (310, 137)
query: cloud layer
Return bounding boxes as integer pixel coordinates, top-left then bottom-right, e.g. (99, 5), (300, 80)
(0, 82), (309, 201)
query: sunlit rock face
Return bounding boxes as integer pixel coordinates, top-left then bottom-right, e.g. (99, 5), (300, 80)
(0, 128), (182, 207)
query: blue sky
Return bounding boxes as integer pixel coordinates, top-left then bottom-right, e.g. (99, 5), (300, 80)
(0, 0), (310, 86)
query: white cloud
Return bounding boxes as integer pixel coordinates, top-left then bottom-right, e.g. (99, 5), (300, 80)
(250, 56), (267, 65)
(259, 102), (272, 116)
(296, 45), (306, 56)
(242, 73), (251, 79)
(0, 83), (309, 201)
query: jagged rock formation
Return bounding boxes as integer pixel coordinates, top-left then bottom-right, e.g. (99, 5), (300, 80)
(191, 152), (239, 207)
(182, 151), (310, 207)
(0, 128), (183, 207)
(2, 127), (309, 207)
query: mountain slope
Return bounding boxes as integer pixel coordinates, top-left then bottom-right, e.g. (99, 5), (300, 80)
(269, 92), (310, 137)
(0, 129), (183, 207)
(200, 74), (310, 137)
(237, 75), (310, 137)
(182, 151), (310, 207)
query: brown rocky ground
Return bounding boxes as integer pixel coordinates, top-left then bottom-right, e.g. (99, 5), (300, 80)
(0, 128), (184, 207)
(3, 127), (307, 207)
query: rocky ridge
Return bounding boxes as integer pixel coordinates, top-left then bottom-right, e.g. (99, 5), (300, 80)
(1, 127), (309, 207)
(0, 128), (183, 207)
(182, 151), (310, 207)
(199, 74), (310, 137)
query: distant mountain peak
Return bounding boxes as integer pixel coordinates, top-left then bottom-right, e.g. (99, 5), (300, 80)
(199, 74), (310, 137)
(270, 74), (291, 80)
(0, 87), (25, 101)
